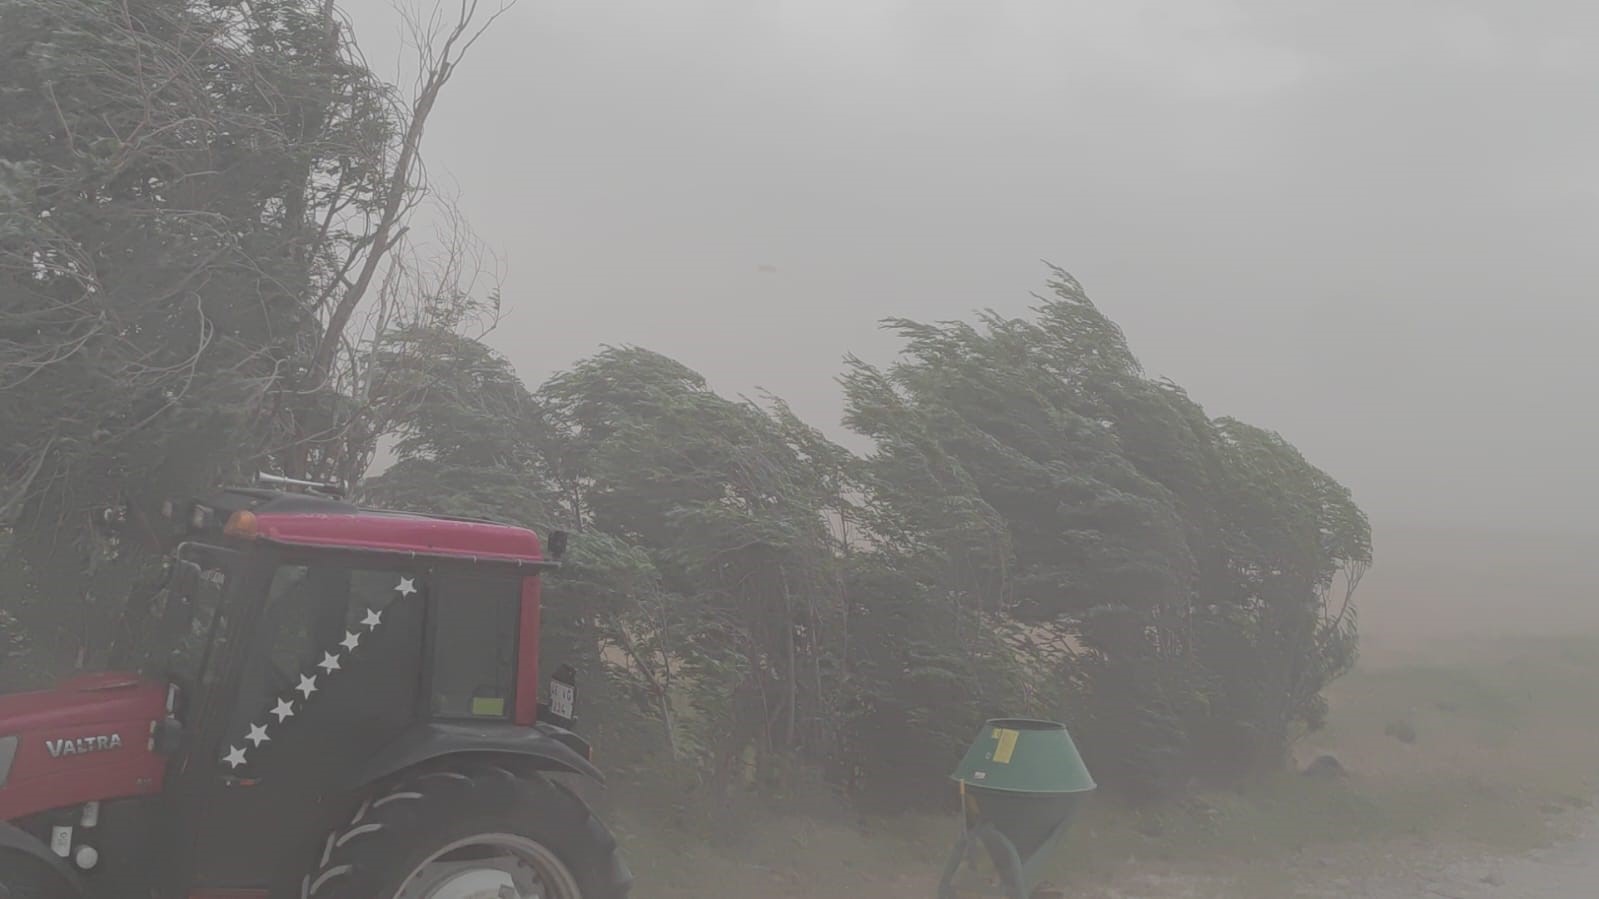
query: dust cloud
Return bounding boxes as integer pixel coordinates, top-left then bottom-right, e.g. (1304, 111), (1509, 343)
(1360, 525), (1599, 653)
(341, 0), (1599, 542)
(326, 3), (1599, 894)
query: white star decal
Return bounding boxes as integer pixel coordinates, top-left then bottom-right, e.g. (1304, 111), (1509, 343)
(361, 608), (383, 630)
(272, 698), (295, 722)
(340, 630), (361, 651)
(395, 577), (416, 596)
(246, 723), (270, 747)
(222, 745), (247, 769)
(318, 651), (341, 674)
(297, 674), (318, 698)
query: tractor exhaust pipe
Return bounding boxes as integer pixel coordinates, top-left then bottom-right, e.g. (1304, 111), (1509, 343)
(256, 472), (345, 497)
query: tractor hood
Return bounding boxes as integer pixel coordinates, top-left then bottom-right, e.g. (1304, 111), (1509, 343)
(0, 673), (170, 820)
(0, 672), (166, 732)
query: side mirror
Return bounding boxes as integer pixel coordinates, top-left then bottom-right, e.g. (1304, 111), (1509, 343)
(546, 530), (569, 561)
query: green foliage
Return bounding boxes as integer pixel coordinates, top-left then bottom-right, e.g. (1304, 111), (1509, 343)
(360, 324), (549, 527)
(364, 271), (1369, 805)
(840, 267), (1371, 796)
(838, 557), (1038, 810)
(537, 347), (851, 790)
(0, 0), (398, 671)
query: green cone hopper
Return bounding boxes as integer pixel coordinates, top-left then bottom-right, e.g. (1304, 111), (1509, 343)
(937, 719), (1095, 899)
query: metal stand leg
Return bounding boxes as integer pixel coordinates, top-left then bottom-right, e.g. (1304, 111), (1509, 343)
(935, 828), (974, 899)
(973, 825), (1030, 899)
(938, 824), (1030, 899)
(938, 817), (1076, 899)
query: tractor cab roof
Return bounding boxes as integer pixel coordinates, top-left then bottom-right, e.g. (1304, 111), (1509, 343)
(176, 488), (554, 568)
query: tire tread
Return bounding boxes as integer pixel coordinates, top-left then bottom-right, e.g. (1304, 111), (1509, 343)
(301, 761), (628, 899)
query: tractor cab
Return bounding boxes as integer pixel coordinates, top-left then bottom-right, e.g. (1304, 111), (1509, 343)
(0, 484), (628, 899)
(142, 487), (578, 735)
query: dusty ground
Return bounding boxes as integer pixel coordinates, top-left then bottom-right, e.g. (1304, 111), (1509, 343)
(876, 807), (1599, 898)
(1367, 820), (1599, 898)
(1436, 816), (1599, 898)
(1243, 814), (1599, 898)
(1333, 528), (1599, 898)
(752, 821), (1599, 898)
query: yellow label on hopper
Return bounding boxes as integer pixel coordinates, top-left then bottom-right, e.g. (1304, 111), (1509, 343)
(992, 727), (1019, 764)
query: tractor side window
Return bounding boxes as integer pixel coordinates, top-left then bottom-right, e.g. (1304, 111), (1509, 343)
(259, 565), (411, 680)
(429, 571), (521, 720)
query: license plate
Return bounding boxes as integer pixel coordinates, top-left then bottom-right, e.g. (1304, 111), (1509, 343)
(549, 680), (575, 720)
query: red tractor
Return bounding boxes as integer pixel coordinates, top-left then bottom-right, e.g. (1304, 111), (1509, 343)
(0, 484), (632, 899)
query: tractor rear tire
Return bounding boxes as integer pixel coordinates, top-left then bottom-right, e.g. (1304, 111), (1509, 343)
(301, 762), (630, 899)
(0, 853), (75, 899)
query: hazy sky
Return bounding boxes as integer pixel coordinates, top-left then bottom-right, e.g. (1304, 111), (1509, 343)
(346, 0), (1598, 536)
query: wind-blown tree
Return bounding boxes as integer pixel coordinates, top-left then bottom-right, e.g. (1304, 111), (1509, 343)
(538, 347), (850, 794)
(338, 272), (1368, 807)
(1193, 418), (1370, 771)
(351, 326), (671, 777)
(836, 553), (1041, 810)
(359, 320), (547, 525)
(842, 290), (1200, 796)
(843, 268), (1370, 797)
(0, 0), (506, 675)
(834, 354), (1049, 805)
(0, 0), (355, 666)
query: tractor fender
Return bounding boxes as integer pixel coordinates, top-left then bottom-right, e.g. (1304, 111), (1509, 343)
(0, 821), (85, 896)
(347, 721), (604, 793)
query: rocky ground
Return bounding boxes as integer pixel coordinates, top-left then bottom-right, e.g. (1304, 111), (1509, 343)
(1346, 816), (1599, 899)
(1095, 814), (1599, 899)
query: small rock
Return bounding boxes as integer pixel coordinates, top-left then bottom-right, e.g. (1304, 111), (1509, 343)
(1384, 720), (1418, 744)
(1481, 871), (1504, 887)
(1302, 754), (1348, 779)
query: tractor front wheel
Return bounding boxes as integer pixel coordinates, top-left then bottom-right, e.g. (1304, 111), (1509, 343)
(301, 762), (629, 899)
